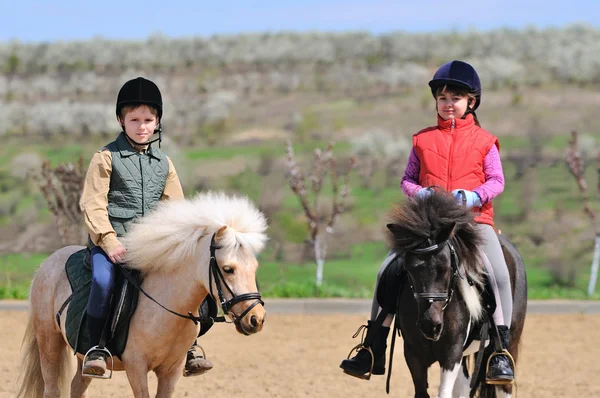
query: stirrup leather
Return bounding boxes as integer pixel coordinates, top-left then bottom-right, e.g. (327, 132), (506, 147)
(485, 348), (516, 385)
(342, 324), (374, 381)
(82, 346), (114, 379)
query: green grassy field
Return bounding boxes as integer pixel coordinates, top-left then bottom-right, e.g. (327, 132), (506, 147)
(1, 92), (599, 301)
(3, 243), (600, 300)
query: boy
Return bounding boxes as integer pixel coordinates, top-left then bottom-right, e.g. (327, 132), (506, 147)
(79, 77), (213, 378)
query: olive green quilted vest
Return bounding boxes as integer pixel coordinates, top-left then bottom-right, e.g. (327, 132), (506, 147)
(104, 133), (169, 237)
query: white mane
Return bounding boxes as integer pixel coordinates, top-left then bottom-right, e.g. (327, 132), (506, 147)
(122, 191), (268, 274)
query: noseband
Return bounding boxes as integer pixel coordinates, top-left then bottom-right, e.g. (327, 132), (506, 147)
(209, 234), (264, 335)
(408, 239), (465, 310)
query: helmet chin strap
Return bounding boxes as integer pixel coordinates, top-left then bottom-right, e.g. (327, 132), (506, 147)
(120, 124), (162, 148)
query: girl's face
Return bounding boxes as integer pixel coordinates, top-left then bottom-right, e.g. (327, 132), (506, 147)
(436, 89), (474, 120)
(118, 105), (158, 144)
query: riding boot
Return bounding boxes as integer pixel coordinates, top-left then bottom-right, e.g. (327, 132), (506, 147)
(183, 340), (214, 377)
(486, 325), (514, 384)
(82, 315), (108, 377)
(340, 320), (390, 379)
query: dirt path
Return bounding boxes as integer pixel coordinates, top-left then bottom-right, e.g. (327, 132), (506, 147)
(1, 311), (598, 397)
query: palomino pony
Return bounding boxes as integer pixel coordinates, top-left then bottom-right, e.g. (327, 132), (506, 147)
(384, 192), (527, 398)
(17, 191), (268, 398)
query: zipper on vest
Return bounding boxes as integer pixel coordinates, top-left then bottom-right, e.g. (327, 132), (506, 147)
(139, 154), (145, 216)
(447, 118), (455, 191)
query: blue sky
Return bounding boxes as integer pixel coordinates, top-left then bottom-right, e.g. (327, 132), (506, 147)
(2, 0), (599, 42)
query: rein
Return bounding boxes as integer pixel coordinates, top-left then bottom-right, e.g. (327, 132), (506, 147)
(120, 232), (264, 333)
(120, 267), (225, 326)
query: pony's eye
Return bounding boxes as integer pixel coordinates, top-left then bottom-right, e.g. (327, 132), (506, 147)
(222, 266), (234, 274)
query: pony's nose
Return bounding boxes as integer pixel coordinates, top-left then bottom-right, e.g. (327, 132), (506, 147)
(432, 323), (442, 338)
(250, 315), (259, 328)
(418, 320), (443, 340)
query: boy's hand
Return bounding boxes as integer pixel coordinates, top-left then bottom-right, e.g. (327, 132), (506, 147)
(108, 244), (127, 264)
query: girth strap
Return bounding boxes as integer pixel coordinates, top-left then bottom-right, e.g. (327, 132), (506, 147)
(56, 293), (73, 328)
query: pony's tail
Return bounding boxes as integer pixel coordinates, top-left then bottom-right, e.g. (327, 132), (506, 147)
(16, 310), (70, 398)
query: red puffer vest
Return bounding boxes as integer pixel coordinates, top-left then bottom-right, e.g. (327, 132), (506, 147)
(413, 113), (499, 226)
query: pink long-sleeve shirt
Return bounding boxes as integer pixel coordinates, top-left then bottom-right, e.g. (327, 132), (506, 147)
(401, 145), (505, 204)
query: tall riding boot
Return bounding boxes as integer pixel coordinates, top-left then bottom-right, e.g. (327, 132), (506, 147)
(340, 320), (390, 379)
(183, 340), (214, 377)
(486, 325), (515, 384)
(82, 314), (109, 377)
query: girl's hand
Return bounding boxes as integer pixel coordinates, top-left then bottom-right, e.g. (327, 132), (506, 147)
(451, 189), (482, 209)
(416, 187), (433, 199)
(108, 244), (127, 264)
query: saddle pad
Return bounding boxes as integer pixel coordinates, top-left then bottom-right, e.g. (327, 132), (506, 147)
(64, 248), (141, 359)
(376, 252), (405, 314)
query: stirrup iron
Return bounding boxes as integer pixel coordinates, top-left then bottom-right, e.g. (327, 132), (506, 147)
(485, 348), (516, 385)
(343, 343), (375, 380)
(82, 346), (114, 379)
(341, 324), (374, 380)
(183, 344), (209, 377)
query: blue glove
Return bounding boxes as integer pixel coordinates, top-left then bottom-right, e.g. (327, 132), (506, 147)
(416, 187), (433, 199)
(452, 189), (482, 209)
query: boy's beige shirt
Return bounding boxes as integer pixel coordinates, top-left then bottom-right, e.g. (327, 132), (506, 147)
(79, 149), (184, 254)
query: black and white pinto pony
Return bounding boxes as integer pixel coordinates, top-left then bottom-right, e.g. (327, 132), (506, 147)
(384, 192), (527, 398)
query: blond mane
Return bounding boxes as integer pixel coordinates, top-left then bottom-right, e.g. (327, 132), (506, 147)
(122, 191), (268, 274)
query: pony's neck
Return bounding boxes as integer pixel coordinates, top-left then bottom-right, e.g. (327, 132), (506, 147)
(140, 251), (209, 316)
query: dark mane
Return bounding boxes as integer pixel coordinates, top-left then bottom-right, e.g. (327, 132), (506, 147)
(386, 191), (484, 275)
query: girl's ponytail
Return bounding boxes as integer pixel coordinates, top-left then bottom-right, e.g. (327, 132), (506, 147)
(472, 111), (481, 127)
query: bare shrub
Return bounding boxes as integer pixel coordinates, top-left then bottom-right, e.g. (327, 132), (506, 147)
(34, 158), (86, 245)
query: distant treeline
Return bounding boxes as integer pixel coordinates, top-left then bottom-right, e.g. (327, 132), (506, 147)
(1, 24), (599, 137)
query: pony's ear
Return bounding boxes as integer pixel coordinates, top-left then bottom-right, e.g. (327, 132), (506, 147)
(387, 223), (411, 238)
(436, 222), (456, 243)
(215, 225), (228, 241)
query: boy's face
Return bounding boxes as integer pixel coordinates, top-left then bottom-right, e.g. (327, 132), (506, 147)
(436, 88), (474, 121)
(118, 105), (158, 144)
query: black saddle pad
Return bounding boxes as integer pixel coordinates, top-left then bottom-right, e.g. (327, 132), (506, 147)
(376, 253), (405, 314)
(63, 248), (141, 359)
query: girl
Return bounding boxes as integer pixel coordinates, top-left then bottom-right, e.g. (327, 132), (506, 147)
(340, 60), (514, 384)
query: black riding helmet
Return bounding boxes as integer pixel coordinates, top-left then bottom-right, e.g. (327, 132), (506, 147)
(116, 77), (163, 120)
(116, 77), (163, 146)
(428, 60), (481, 111)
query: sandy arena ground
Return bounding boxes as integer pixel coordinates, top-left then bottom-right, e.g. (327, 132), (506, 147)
(1, 311), (599, 397)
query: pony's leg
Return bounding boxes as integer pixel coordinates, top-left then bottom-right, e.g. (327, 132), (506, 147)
(37, 328), (69, 398)
(436, 361), (462, 398)
(495, 385), (512, 398)
(155, 361), (185, 398)
(450, 360), (470, 398)
(70, 358), (92, 398)
(404, 346), (430, 398)
(125, 363), (151, 398)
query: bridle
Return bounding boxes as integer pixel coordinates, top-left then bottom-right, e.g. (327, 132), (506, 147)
(407, 238), (466, 311)
(114, 233), (263, 335)
(208, 233), (264, 335)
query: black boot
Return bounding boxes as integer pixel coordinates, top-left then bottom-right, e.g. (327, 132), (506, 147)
(340, 320), (390, 379)
(486, 325), (514, 384)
